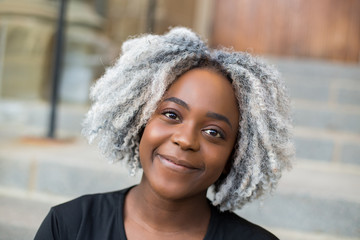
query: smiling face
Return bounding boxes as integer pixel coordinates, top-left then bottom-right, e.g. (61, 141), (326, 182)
(139, 68), (239, 200)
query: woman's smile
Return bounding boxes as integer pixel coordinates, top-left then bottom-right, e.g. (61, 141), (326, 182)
(156, 153), (203, 173)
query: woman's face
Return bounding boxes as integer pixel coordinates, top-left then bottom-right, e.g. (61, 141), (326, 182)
(139, 68), (239, 200)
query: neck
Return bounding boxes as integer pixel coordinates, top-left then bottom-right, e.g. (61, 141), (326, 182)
(125, 177), (211, 234)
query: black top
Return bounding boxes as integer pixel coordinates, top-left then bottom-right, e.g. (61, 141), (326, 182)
(34, 187), (278, 240)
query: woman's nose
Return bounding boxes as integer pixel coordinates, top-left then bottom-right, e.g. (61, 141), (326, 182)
(171, 123), (200, 151)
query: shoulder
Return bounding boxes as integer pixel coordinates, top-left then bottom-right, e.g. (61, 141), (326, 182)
(34, 187), (131, 240)
(51, 187), (130, 226)
(209, 206), (279, 240)
(54, 188), (127, 214)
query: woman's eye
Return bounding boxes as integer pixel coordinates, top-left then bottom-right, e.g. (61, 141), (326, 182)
(203, 129), (223, 138)
(163, 112), (180, 121)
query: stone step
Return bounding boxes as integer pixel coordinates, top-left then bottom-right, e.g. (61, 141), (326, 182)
(0, 136), (142, 198)
(0, 195), (52, 240)
(0, 100), (88, 139)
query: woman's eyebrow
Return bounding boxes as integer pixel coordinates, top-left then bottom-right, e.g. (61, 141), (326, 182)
(163, 97), (232, 128)
(163, 97), (189, 110)
(206, 112), (232, 129)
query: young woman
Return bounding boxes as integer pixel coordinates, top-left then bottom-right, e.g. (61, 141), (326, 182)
(35, 27), (294, 240)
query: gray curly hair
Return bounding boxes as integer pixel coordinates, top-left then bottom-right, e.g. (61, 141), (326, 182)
(82, 27), (294, 211)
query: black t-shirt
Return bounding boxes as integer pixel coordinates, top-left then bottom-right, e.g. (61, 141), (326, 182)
(34, 187), (278, 240)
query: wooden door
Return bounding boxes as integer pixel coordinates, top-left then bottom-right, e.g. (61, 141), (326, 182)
(211, 0), (360, 63)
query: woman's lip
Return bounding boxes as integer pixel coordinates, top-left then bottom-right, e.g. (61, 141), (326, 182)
(157, 154), (200, 171)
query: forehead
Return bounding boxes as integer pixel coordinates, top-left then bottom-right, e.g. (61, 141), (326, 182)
(163, 68), (239, 126)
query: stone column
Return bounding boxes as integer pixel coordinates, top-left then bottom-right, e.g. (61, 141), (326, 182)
(0, 0), (56, 99)
(0, 0), (111, 103)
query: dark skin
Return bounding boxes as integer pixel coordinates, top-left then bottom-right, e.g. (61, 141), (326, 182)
(124, 68), (239, 240)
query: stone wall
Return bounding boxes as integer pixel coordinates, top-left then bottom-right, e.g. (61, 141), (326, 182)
(0, 0), (56, 99)
(0, 0), (215, 102)
(0, 0), (109, 103)
(105, 0), (213, 48)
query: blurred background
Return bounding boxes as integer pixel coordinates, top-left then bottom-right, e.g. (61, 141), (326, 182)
(0, 0), (359, 239)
